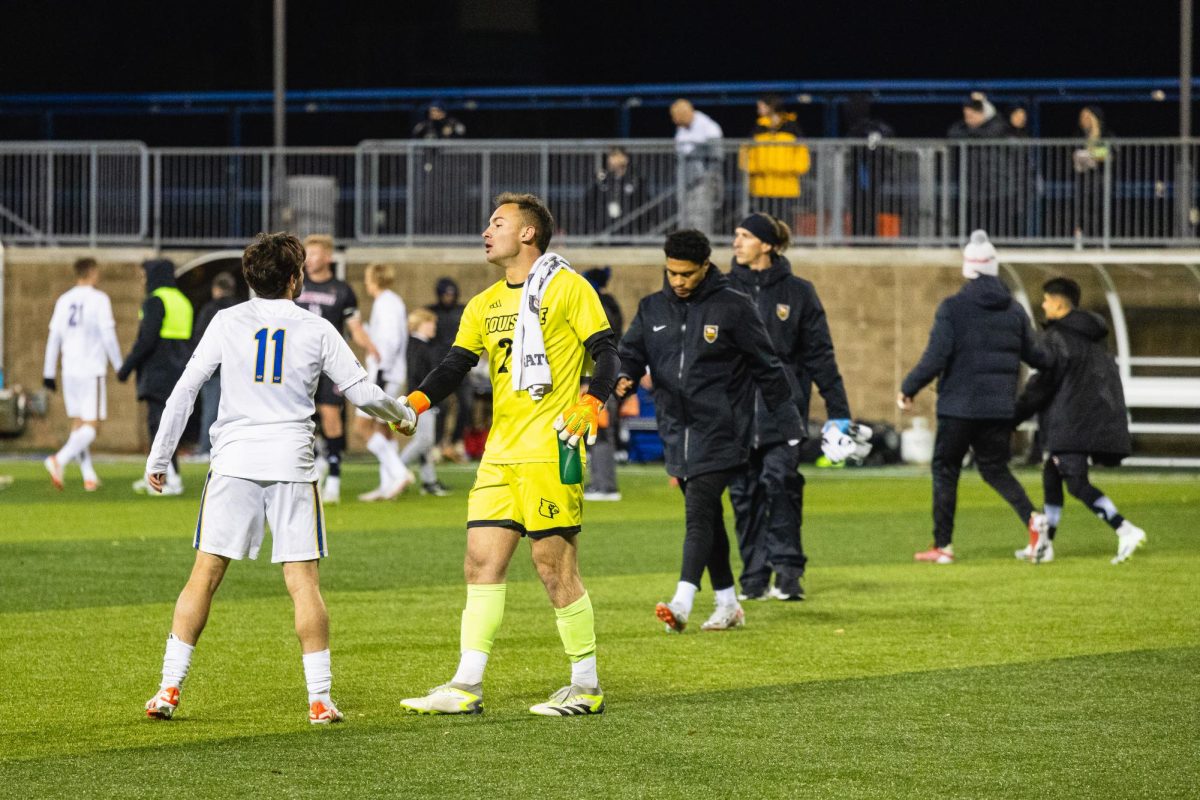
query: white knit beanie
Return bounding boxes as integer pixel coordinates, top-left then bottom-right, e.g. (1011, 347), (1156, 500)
(962, 230), (999, 279)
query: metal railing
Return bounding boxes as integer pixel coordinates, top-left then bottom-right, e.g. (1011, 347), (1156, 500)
(3, 139), (1200, 248)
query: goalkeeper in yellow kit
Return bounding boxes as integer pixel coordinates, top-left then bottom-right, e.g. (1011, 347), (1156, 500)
(398, 193), (619, 716)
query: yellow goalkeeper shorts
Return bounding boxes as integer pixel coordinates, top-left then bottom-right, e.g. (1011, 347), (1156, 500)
(466, 461), (583, 539)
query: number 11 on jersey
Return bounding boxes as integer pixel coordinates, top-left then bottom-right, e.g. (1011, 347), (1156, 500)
(254, 328), (286, 384)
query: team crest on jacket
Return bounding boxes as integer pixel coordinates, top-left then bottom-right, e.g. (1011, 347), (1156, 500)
(776, 303), (791, 321)
(703, 325), (719, 343)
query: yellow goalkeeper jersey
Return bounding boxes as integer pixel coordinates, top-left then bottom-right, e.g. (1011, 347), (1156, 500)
(453, 269), (610, 464)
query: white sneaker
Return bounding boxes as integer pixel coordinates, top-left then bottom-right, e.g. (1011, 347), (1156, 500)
(157, 478), (184, 497)
(654, 601), (688, 633)
(700, 603), (745, 631)
(43, 456), (64, 491)
(322, 476), (341, 505)
(582, 491), (622, 502)
(399, 683), (483, 715)
(1016, 542), (1054, 562)
(1027, 512), (1051, 564)
(1112, 521), (1146, 565)
(381, 471), (414, 500)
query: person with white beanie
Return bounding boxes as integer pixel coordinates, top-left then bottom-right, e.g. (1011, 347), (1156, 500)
(897, 231), (1051, 564)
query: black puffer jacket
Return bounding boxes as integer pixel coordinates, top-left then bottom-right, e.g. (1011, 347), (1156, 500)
(901, 275), (1049, 419)
(1015, 310), (1131, 457)
(728, 255), (850, 445)
(118, 260), (192, 402)
(618, 266), (803, 479)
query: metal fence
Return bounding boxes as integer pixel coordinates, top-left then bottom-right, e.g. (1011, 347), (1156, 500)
(2, 139), (1200, 247)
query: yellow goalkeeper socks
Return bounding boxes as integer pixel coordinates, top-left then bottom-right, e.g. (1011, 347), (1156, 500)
(556, 592), (598, 686)
(455, 583), (507, 685)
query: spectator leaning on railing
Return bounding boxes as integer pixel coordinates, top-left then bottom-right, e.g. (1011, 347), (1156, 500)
(670, 98), (724, 236)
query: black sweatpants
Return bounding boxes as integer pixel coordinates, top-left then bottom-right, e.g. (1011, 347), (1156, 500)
(728, 442), (805, 594)
(932, 416), (1034, 548)
(1042, 452), (1125, 537)
(677, 468), (738, 592)
(146, 398), (179, 472)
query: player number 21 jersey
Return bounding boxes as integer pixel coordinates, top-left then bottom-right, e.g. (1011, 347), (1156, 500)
(453, 270), (609, 464)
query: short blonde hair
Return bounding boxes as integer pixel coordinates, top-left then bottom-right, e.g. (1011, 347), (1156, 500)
(303, 233), (334, 251)
(365, 262), (395, 289)
(408, 307), (436, 332)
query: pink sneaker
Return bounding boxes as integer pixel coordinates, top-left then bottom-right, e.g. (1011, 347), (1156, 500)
(914, 545), (954, 564)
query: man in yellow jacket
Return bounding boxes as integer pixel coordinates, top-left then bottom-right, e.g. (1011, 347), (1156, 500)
(740, 96), (810, 221)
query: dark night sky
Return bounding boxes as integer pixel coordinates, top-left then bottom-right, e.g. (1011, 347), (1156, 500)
(0, 0), (1193, 142)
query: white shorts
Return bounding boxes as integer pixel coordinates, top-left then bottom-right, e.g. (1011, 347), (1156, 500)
(192, 472), (328, 563)
(63, 375), (106, 422)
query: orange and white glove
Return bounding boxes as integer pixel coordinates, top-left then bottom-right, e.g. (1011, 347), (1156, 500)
(554, 393), (604, 448)
(388, 391), (430, 437)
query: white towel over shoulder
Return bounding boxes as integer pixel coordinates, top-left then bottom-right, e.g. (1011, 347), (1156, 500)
(513, 252), (571, 401)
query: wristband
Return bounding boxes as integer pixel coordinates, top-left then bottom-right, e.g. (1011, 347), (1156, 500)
(408, 390), (431, 415)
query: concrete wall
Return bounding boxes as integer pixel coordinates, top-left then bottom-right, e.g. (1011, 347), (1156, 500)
(4, 246), (1198, 454)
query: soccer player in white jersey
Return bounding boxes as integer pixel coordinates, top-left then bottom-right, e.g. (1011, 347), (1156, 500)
(142, 233), (417, 725)
(355, 263), (415, 501)
(42, 257), (122, 491)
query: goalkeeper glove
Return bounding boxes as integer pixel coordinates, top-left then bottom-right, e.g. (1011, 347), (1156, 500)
(554, 393), (604, 448)
(387, 391), (429, 437)
(821, 420), (875, 464)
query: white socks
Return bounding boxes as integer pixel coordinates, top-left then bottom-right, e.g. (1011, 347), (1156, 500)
(55, 425), (96, 466)
(571, 655), (599, 689)
(367, 432), (411, 487)
(302, 649), (333, 703)
(161, 633), (195, 690)
(452, 649), (489, 687)
(78, 448), (98, 482)
(671, 581), (698, 614)
(715, 586), (738, 607)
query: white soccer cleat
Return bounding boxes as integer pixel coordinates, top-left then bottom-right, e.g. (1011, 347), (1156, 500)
(529, 684), (605, 717)
(145, 686), (180, 719)
(399, 683), (483, 715)
(1027, 512), (1051, 564)
(655, 601), (688, 633)
(381, 471), (414, 500)
(131, 477), (148, 494)
(155, 478), (184, 497)
(83, 477), (101, 492)
(1112, 521), (1146, 565)
(357, 486), (388, 502)
(43, 456), (64, 491)
(700, 603), (745, 631)
(1016, 542), (1054, 563)
(308, 698), (344, 725)
(321, 476), (341, 505)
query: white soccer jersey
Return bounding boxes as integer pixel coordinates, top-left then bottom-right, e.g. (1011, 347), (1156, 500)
(150, 298), (369, 482)
(368, 289), (408, 388)
(43, 285), (122, 379)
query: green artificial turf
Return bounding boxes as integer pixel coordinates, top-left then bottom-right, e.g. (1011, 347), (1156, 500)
(1, 460), (1197, 799)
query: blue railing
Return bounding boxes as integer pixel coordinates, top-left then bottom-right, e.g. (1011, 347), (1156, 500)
(0, 77), (1195, 143)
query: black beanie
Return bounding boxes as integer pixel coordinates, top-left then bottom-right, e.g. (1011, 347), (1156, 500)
(738, 213), (778, 246)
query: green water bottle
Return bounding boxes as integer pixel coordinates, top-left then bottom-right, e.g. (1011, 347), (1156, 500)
(557, 437), (583, 485)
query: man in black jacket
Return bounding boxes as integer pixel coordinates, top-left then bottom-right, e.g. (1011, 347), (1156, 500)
(728, 212), (853, 601)
(1014, 277), (1145, 565)
(118, 259), (194, 495)
(192, 272), (240, 457)
(617, 229), (803, 633)
(899, 231), (1049, 564)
